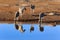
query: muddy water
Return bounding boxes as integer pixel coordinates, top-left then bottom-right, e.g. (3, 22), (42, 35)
(0, 24), (60, 40)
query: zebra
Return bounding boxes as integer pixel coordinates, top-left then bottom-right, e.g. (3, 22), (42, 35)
(14, 6), (26, 21)
(15, 21), (25, 32)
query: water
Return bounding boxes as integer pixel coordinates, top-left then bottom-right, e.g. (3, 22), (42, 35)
(0, 24), (60, 40)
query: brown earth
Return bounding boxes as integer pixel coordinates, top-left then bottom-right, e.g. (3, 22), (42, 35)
(0, 0), (60, 24)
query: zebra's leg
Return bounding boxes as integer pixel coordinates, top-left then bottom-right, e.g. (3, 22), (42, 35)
(14, 11), (19, 21)
(39, 13), (44, 32)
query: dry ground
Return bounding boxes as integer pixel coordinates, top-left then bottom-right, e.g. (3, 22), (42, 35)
(0, 0), (60, 22)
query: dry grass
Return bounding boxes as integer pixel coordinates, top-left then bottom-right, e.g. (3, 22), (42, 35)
(0, 0), (60, 21)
